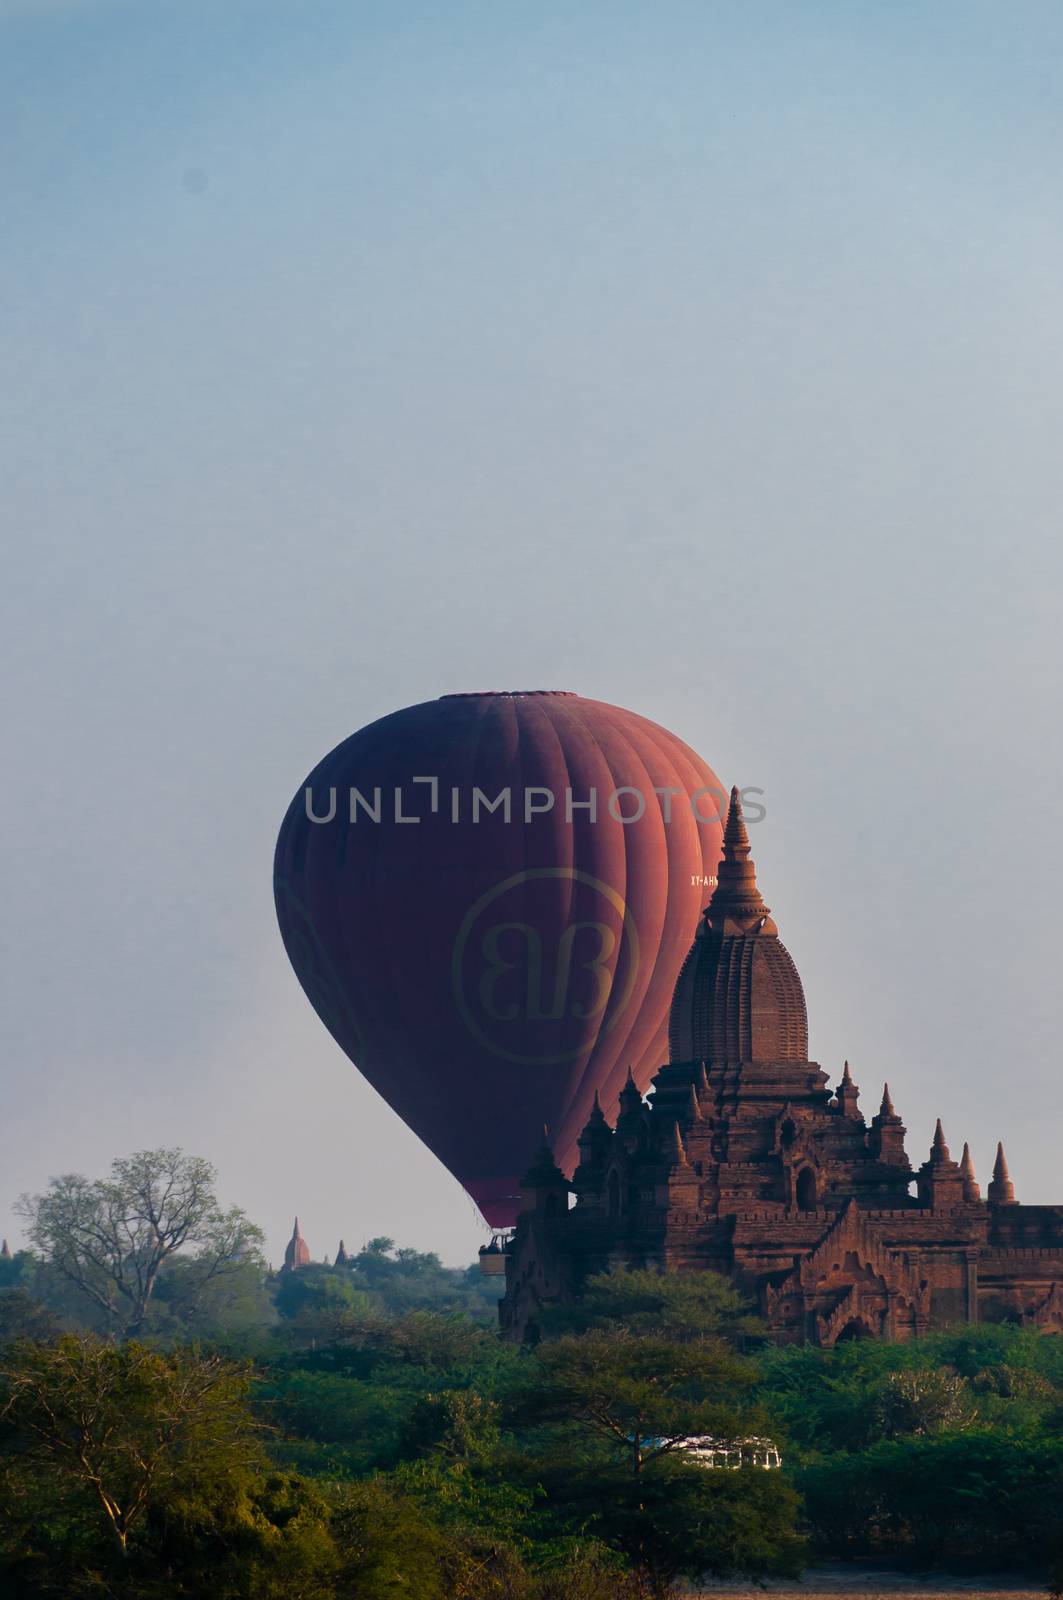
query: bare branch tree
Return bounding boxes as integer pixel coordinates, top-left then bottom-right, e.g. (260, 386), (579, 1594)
(17, 1148), (264, 1338)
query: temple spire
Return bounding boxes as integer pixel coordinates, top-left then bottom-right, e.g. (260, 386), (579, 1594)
(988, 1141), (1016, 1205)
(335, 1239), (350, 1265)
(283, 1216), (311, 1273)
(577, 1089), (613, 1153)
(837, 1059), (860, 1117)
(583, 1089), (608, 1128)
(960, 1143), (980, 1202)
(618, 1067), (643, 1115)
(667, 1120), (689, 1168)
(703, 788), (777, 936)
(880, 1082), (897, 1118)
(0, 1239), (10, 1261)
(931, 1118), (950, 1162)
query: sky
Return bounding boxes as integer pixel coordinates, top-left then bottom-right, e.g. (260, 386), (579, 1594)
(2, 0), (1062, 1267)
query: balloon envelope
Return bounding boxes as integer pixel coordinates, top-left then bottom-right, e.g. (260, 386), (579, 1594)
(274, 691), (726, 1226)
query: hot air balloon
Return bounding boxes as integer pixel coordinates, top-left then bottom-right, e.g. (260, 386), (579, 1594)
(274, 691), (726, 1226)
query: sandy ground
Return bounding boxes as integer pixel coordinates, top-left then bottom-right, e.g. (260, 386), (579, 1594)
(687, 1568), (1047, 1599)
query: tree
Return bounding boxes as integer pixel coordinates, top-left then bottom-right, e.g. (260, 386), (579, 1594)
(514, 1330), (800, 1596)
(519, 1329), (757, 1475)
(17, 1149), (263, 1339)
(0, 1335), (260, 1561)
(874, 1366), (976, 1439)
(0, 1288), (61, 1347)
(539, 1267), (764, 1347)
(331, 1477), (449, 1600)
(0, 1334), (338, 1597)
(575, 1456), (802, 1596)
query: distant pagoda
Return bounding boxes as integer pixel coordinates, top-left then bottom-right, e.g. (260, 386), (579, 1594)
(281, 1216), (311, 1273)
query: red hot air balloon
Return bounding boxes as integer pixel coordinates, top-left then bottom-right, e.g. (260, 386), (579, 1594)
(274, 692), (726, 1226)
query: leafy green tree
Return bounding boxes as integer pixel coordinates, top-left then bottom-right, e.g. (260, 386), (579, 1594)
(17, 1150), (263, 1339)
(273, 1262), (379, 1332)
(798, 1429), (1063, 1569)
(540, 1267), (764, 1347)
(0, 1335), (261, 1561)
(519, 1330), (757, 1475)
(512, 1330), (799, 1595)
(399, 1388), (502, 1464)
(0, 1334), (337, 1597)
(573, 1456), (802, 1597)
(0, 1289), (61, 1347)
(329, 1477), (451, 1600)
(874, 1365), (976, 1438)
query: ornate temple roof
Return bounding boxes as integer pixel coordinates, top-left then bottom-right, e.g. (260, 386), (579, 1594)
(668, 788), (808, 1063)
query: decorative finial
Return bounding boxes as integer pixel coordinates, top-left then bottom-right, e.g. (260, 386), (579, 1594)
(959, 1144), (980, 1201)
(880, 1082), (896, 1117)
(703, 788), (776, 935)
(668, 1120), (689, 1167)
(619, 1068), (642, 1109)
(931, 1118), (949, 1160)
(842, 1060), (853, 1085)
(722, 786), (751, 857)
(988, 1141), (1016, 1204)
(685, 1083), (702, 1122)
(0, 1239), (10, 1261)
(580, 1092), (610, 1142)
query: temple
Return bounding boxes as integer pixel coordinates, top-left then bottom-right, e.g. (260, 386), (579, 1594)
(282, 1216), (311, 1272)
(500, 790), (1063, 1345)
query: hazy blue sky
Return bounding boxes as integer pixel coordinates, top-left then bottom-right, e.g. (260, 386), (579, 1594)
(3, 1), (1062, 1266)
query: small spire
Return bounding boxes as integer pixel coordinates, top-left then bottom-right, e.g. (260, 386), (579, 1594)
(582, 1089), (608, 1129)
(702, 788), (777, 936)
(931, 1118), (950, 1161)
(880, 1082), (896, 1117)
(619, 1068), (643, 1110)
(696, 1060), (710, 1095)
(722, 785), (752, 855)
(521, 1129), (567, 1189)
(841, 1060), (853, 1085)
(335, 1239), (350, 1265)
(685, 1083), (702, 1122)
(579, 1090), (611, 1146)
(668, 1120), (689, 1168)
(0, 1239), (10, 1260)
(960, 1143), (980, 1201)
(988, 1141), (1016, 1204)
